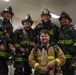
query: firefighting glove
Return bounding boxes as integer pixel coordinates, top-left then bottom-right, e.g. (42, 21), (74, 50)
(47, 59), (59, 69)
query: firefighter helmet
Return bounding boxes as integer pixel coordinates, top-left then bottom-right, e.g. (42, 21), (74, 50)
(59, 11), (72, 23)
(0, 6), (14, 17)
(41, 8), (51, 17)
(22, 14), (33, 25)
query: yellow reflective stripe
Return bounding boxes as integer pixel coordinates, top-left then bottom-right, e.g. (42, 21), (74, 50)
(20, 40), (35, 46)
(0, 31), (4, 35)
(15, 57), (23, 62)
(59, 40), (64, 44)
(37, 57), (41, 61)
(20, 40), (29, 45)
(30, 42), (32, 45)
(23, 41), (28, 44)
(14, 44), (20, 48)
(73, 42), (76, 46)
(59, 40), (73, 44)
(30, 42), (35, 46)
(48, 56), (54, 60)
(34, 63), (39, 70)
(7, 38), (12, 41)
(37, 56), (54, 61)
(56, 59), (60, 66)
(65, 54), (72, 58)
(65, 40), (73, 44)
(49, 30), (54, 35)
(0, 51), (8, 57)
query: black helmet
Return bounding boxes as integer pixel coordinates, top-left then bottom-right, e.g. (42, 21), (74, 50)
(41, 8), (51, 18)
(22, 14), (33, 25)
(59, 11), (72, 23)
(0, 6), (14, 18)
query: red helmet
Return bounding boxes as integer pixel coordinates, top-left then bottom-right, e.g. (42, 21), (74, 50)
(0, 6), (14, 17)
(22, 14), (33, 25)
(41, 8), (51, 18)
(59, 11), (72, 23)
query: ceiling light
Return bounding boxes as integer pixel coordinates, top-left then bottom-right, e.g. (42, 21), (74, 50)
(4, 0), (10, 2)
(50, 13), (60, 19)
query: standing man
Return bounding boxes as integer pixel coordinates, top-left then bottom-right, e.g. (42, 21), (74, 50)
(58, 11), (76, 75)
(29, 30), (66, 75)
(13, 14), (36, 75)
(34, 8), (59, 43)
(0, 6), (14, 75)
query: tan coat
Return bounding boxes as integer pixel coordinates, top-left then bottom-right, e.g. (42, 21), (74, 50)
(29, 45), (66, 75)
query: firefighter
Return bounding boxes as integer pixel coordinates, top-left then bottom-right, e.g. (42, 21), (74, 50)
(29, 30), (66, 75)
(34, 8), (59, 43)
(58, 11), (76, 75)
(0, 6), (14, 75)
(13, 14), (36, 75)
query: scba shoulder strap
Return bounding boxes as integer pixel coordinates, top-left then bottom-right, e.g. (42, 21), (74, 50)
(33, 42), (58, 59)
